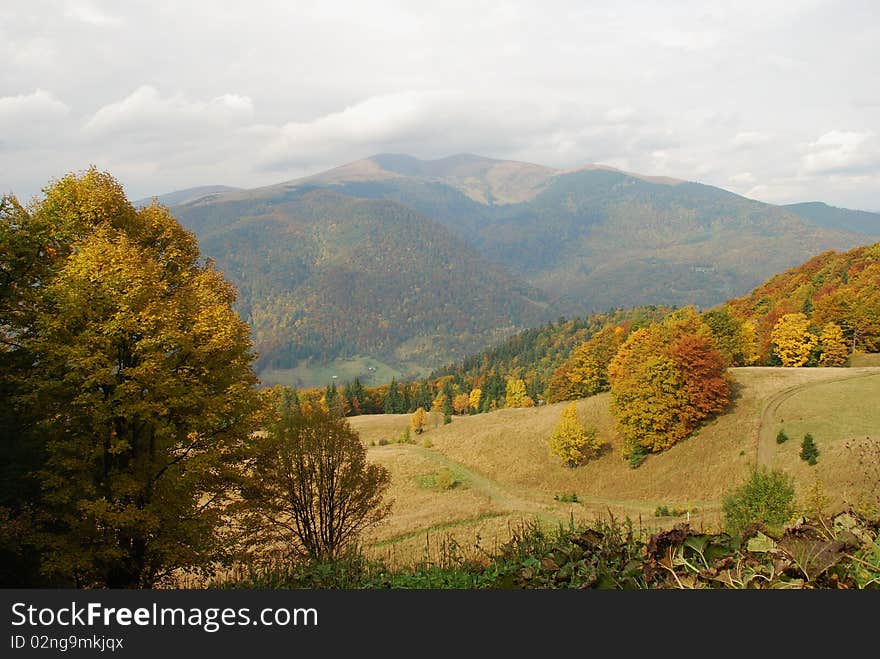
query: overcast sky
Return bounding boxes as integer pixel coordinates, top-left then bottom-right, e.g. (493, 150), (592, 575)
(2, 0), (878, 209)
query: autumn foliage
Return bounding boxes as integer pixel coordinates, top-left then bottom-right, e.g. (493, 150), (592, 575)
(608, 309), (730, 455)
(548, 403), (601, 467)
(723, 243), (880, 360)
(546, 324), (630, 403)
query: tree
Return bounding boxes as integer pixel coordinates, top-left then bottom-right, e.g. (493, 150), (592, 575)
(410, 407), (427, 434)
(383, 378), (403, 414)
(819, 322), (849, 366)
(505, 378), (528, 408)
(548, 403), (600, 467)
(1, 168), (259, 587)
(413, 380), (432, 411)
(608, 309), (729, 455)
(722, 469), (795, 536)
(546, 325), (628, 402)
(770, 313), (819, 367)
(242, 404), (392, 561)
(800, 433), (819, 465)
(452, 393), (470, 416)
(468, 388), (482, 413)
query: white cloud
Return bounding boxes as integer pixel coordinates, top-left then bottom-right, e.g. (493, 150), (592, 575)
(0, 89), (69, 123)
(84, 86), (254, 137)
(802, 130), (880, 175)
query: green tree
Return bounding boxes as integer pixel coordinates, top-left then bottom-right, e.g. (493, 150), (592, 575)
(548, 403), (600, 467)
(384, 378), (403, 414)
(2, 168), (259, 587)
(241, 404), (391, 561)
(722, 469), (795, 536)
(800, 433), (819, 465)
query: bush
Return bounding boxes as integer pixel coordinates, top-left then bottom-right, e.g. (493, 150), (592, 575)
(421, 438), (433, 448)
(722, 468), (795, 536)
(435, 468), (458, 490)
(653, 505), (690, 517)
(800, 434), (819, 465)
(776, 429), (789, 444)
(554, 493), (579, 503)
(377, 438), (389, 446)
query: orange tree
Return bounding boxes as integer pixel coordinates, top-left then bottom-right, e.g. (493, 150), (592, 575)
(608, 309), (730, 457)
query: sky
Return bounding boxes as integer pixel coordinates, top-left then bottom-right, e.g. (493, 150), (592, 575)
(2, 0), (879, 209)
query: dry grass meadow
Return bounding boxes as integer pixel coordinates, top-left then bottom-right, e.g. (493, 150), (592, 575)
(351, 366), (880, 564)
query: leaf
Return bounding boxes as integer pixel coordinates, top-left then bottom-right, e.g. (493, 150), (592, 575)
(747, 532), (778, 553)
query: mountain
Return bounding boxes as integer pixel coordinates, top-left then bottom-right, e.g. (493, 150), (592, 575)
(162, 154), (875, 385)
(169, 188), (551, 383)
(134, 185), (241, 208)
(783, 201), (880, 235)
(257, 154), (869, 309)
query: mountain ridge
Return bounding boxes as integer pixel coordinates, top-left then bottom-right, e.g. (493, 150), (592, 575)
(156, 154), (879, 385)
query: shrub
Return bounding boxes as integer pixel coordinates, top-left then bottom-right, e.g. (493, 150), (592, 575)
(554, 493), (579, 503)
(800, 434), (819, 465)
(378, 438), (389, 446)
(722, 468), (795, 536)
(421, 438), (433, 449)
(776, 429), (789, 444)
(435, 468), (458, 490)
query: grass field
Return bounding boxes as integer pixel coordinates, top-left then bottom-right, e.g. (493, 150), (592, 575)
(350, 366), (880, 564)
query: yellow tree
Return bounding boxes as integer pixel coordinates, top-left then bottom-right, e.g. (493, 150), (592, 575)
(468, 388), (482, 412)
(819, 321), (849, 366)
(548, 403), (600, 467)
(452, 393), (470, 416)
(770, 313), (818, 367)
(505, 378), (528, 407)
(410, 407), (428, 434)
(740, 319), (760, 365)
(4, 168), (259, 587)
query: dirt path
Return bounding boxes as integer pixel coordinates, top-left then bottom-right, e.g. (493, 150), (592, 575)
(755, 368), (880, 467)
(403, 445), (682, 522)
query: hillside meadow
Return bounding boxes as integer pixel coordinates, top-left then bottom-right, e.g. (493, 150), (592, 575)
(351, 366), (880, 564)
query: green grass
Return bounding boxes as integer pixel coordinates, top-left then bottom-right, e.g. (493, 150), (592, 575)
(773, 375), (880, 443)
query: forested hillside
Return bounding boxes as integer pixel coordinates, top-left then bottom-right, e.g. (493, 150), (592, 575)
(172, 189), (552, 373)
(722, 242), (880, 359)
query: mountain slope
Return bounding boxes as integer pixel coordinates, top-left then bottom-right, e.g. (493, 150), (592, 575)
(163, 154), (875, 383)
(784, 201), (880, 235)
(170, 189), (552, 379)
(266, 155), (869, 310)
